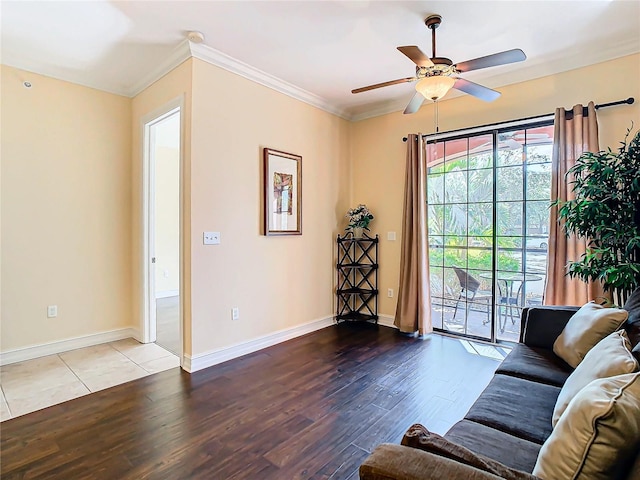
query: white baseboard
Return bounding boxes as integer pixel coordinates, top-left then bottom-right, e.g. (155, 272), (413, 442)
(0, 327), (140, 366)
(378, 314), (397, 329)
(183, 316), (335, 373)
(156, 289), (179, 299)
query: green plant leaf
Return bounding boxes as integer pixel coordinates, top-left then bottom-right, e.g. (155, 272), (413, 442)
(552, 127), (640, 295)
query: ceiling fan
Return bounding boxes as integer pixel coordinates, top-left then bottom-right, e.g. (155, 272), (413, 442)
(351, 15), (526, 114)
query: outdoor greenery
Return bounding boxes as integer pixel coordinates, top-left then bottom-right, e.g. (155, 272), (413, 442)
(553, 127), (640, 305)
(428, 140), (552, 279)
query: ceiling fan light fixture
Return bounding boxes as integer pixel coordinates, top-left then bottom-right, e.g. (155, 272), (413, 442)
(415, 75), (455, 101)
(351, 14), (526, 113)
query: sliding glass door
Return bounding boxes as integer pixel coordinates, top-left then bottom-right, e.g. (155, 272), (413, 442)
(427, 123), (553, 342)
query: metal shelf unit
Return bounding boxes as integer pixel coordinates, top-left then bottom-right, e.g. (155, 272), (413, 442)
(336, 232), (379, 323)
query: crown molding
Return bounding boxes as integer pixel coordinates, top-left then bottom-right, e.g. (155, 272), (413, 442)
(349, 98), (410, 122)
(189, 42), (351, 121)
(0, 58), (131, 97)
(7, 38), (636, 122)
(126, 40), (193, 97)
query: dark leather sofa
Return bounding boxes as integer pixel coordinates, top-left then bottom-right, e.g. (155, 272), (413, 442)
(359, 305), (640, 480)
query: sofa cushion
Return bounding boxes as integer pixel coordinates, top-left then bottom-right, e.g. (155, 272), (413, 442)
(521, 306), (579, 349)
(553, 301), (628, 368)
(624, 288), (640, 356)
(627, 453), (640, 480)
(496, 343), (573, 387)
(401, 424), (535, 480)
(553, 330), (638, 427)
(445, 420), (541, 473)
(464, 375), (560, 444)
(533, 372), (640, 480)
(624, 287), (640, 326)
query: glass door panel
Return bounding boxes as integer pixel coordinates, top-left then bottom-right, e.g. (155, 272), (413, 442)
(427, 124), (554, 343)
(495, 124), (553, 342)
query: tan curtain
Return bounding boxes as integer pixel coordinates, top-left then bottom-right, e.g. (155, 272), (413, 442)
(544, 102), (605, 306)
(394, 134), (432, 334)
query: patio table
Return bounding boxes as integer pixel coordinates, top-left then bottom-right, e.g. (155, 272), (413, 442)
(479, 272), (543, 333)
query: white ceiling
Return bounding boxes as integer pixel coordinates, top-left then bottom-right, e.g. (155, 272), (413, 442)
(2, 1), (639, 121)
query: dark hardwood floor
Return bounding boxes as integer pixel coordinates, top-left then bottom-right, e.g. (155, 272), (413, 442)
(1, 324), (504, 479)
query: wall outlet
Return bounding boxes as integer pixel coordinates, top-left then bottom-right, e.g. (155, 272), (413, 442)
(47, 305), (58, 318)
(204, 232), (221, 245)
(387, 288), (393, 298)
(231, 307), (239, 321)
(387, 232), (396, 241)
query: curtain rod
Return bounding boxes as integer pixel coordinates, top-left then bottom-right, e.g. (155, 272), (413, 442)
(402, 97), (635, 142)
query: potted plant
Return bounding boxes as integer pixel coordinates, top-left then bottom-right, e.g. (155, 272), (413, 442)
(553, 127), (640, 305)
(346, 204), (374, 238)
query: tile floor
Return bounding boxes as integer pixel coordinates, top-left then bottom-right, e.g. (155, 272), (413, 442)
(0, 338), (180, 422)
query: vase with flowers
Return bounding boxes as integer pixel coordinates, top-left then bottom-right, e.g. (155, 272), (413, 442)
(346, 204), (374, 238)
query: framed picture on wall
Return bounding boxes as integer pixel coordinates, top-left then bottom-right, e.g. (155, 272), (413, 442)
(263, 148), (302, 236)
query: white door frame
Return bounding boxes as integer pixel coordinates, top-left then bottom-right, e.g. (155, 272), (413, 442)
(140, 96), (184, 364)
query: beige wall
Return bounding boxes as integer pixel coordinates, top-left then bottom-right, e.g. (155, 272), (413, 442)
(1, 55), (349, 361)
(3, 51), (636, 359)
(189, 58), (351, 356)
(131, 59), (193, 354)
(1, 65), (132, 351)
(350, 53), (640, 319)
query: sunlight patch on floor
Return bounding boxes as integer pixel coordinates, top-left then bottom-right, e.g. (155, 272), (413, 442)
(459, 339), (511, 361)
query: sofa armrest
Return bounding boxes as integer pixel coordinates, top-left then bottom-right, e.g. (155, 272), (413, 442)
(360, 444), (535, 480)
(520, 306), (580, 349)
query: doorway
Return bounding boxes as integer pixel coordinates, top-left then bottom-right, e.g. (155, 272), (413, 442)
(143, 103), (182, 359)
(427, 122), (554, 343)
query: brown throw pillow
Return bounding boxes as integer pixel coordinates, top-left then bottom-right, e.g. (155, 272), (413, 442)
(401, 424), (535, 480)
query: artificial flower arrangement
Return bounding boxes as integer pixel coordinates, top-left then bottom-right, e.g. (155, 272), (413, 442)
(345, 204), (374, 232)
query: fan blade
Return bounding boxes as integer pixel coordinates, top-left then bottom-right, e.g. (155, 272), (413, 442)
(397, 46), (434, 67)
(455, 49), (526, 73)
(352, 77), (416, 94)
(501, 139), (523, 150)
(403, 92), (425, 114)
(453, 78), (501, 102)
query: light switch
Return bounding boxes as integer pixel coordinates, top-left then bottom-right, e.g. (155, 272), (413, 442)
(387, 231), (397, 241)
(203, 232), (221, 245)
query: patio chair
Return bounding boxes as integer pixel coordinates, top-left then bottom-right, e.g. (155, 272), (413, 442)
(452, 267), (492, 325)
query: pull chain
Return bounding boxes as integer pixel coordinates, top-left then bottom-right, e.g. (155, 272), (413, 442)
(434, 100), (440, 143)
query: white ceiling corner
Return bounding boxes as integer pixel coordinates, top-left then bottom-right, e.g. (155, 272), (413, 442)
(127, 40), (355, 120)
(126, 40), (192, 97)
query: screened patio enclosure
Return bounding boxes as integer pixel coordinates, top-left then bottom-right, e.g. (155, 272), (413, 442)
(427, 123), (554, 343)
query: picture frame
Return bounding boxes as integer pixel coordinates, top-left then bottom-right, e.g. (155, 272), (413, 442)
(263, 148), (302, 236)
